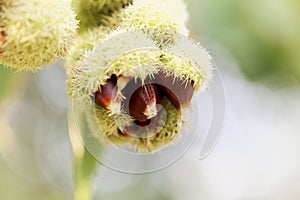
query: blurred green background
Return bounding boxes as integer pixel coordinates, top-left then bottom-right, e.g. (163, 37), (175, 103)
(188, 0), (300, 87)
(0, 0), (300, 199)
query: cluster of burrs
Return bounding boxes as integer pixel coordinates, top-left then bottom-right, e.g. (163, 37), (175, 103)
(0, 0), (213, 152)
(66, 0), (213, 152)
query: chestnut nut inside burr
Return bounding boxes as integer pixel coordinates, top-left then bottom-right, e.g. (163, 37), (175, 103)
(123, 80), (164, 123)
(94, 74), (118, 109)
(155, 72), (194, 110)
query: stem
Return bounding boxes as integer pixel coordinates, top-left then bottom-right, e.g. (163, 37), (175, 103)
(69, 110), (100, 200)
(74, 148), (97, 200)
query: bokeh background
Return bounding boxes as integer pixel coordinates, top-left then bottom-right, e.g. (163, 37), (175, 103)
(0, 0), (300, 199)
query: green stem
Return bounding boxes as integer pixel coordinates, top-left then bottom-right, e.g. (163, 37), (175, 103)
(69, 111), (101, 200)
(74, 148), (97, 200)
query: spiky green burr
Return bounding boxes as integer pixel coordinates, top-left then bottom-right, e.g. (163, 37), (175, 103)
(73, 0), (133, 32)
(0, 0), (78, 71)
(66, 0), (213, 152)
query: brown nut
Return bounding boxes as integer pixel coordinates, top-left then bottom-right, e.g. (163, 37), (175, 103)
(155, 72), (194, 110)
(128, 83), (163, 122)
(94, 74), (118, 109)
(122, 78), (163, 122)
